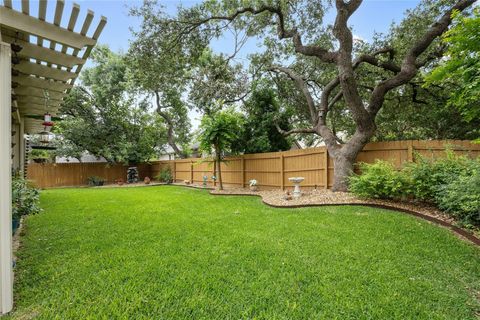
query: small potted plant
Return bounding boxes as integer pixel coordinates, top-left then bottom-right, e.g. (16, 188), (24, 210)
(249, 179), (258, 191)
(116, 179), (124, 186)
(144, 177), (151, 184)
(87, 176), (105, 187)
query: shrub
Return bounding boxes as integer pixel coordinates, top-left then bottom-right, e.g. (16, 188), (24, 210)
(436, 172), (480, 227)
(407, 152), (474, 202)
(87, 176), (105, 186)
(349, 160), (412, 200)
(12, 177), (42, 220)
(156, 167), (173, 183)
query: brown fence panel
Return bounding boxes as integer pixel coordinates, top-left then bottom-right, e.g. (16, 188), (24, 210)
(27, 163), (152, 188)
(27, 140), (480, 189)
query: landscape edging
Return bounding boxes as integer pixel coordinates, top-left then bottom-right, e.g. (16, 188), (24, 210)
(207, 190), (480, 247)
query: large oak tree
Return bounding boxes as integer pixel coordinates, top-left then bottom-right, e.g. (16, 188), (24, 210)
(173, 0), (476, 191)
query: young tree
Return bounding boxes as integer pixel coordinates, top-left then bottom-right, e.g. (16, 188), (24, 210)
(198, 107), (244, 190)
(174, 0), (476, 191)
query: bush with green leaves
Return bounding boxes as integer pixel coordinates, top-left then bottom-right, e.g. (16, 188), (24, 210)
(349, 160), (412, 200)
(87, 176), (105, 186)
(436, 171), (480, 227)
(156, 167), (173, 183)
(349, 153), (480, 227)
(407, 152), (474, 202)
(12, 177), (42, 220)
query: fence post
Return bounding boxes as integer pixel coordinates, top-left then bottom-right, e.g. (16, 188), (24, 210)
(280, 154), (284, 190)
(407, 141), (414, 162)
(190, 161), (193, 183)
(173, 160), (176, 183)
(324, 149), (329, 189)
(241, 157), (245, 188)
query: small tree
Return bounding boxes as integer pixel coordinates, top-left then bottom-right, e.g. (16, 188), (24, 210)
(198, 107), (244, 190)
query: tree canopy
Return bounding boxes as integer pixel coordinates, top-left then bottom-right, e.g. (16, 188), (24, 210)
(57, 46), (166, 164)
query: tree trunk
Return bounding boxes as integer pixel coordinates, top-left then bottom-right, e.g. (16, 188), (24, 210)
(216, 156), (223, 190)
(331, 153), (355, 192)
(329, 127), (374, 192)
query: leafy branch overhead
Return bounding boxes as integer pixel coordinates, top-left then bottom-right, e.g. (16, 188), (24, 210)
(172, 0), (476, 191)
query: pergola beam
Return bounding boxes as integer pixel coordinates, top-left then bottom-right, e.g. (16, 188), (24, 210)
(15, 60), (76, 82)
(17, 96), (62, 107)
(3, 35), (85, 67)
(13, 75), (72, 92)
(15, 86), (64, 100)
(0, 6), (96, 49)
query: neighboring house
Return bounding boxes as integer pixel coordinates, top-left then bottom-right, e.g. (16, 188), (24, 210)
(56, 153), (107, 163)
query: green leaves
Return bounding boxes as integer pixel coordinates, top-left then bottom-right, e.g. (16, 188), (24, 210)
(198, 104), (244, 159)
(425, 8), (480, 126)
(58, 47), (168, 164)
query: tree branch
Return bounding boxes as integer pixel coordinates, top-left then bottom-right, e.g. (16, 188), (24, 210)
(368, 0), (476, 115)
(269, 65), (318, 126)
(185, 6), (338, 63)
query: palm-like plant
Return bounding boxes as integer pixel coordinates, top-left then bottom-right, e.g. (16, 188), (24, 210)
(198, 107), (243, 190)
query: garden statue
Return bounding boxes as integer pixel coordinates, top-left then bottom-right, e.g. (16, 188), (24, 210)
(127, 167), (139, 184)
(249, 179), (258, 191)
(288, 177), (305, 198)
(203, 175), (208, 188)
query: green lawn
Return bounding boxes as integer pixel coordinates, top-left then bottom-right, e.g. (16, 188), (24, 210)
(9, 186), (480, 319)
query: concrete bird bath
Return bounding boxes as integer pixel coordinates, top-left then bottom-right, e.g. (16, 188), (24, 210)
(288, 177), (305, 198)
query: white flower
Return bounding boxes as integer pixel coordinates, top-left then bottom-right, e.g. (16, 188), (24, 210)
(249, 179), (257, 186)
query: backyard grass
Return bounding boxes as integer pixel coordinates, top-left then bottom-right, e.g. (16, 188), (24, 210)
(8, 186), (480, 319)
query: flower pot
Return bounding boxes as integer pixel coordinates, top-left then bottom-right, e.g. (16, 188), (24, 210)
(12, 218), (20, 235)
(250, 185), (258, 192)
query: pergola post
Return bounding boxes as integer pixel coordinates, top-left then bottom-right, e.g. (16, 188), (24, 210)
(19, 118), (25, 176)
(0, 41), (13, 315)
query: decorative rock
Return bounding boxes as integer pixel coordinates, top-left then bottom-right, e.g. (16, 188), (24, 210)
(127, 167), (139, 184)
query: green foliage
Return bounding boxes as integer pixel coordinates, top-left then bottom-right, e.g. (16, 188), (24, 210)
(58, 46), (167, 164)
(349, 161), (412, 200)
(407, 152), (475, 202)
(437, 171), (480, 227)
(10, 187), (480, 319)
(87, 176), (105, 187)
(198, 106), (244, 160)
(156, 167), (173, 183)
(238, 84), (292, 154)
(12, 177), (41, 220)
(350, 153), (480, 227)
(425, 8), (480, 131)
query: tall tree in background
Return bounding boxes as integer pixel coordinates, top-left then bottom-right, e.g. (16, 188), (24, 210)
(174, 0), (476, 190)
(128, 2), (205, 158)
(58, 46), (166, 163)
(238, 82), (293, 154)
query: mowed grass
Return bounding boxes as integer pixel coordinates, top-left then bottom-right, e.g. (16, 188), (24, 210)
(8, 186), (480, 319)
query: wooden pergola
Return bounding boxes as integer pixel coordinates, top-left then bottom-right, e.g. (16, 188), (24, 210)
(0, 0), (106, 314)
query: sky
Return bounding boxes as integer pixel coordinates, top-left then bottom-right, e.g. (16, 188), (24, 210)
(11, 0), (423, 56)
(8, 0), (423, 127)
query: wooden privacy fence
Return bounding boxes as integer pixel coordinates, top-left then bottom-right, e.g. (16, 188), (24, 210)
(27, 163), (151, 189)
(151, 139), (480, 190)
(28, 140), (480, 189)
